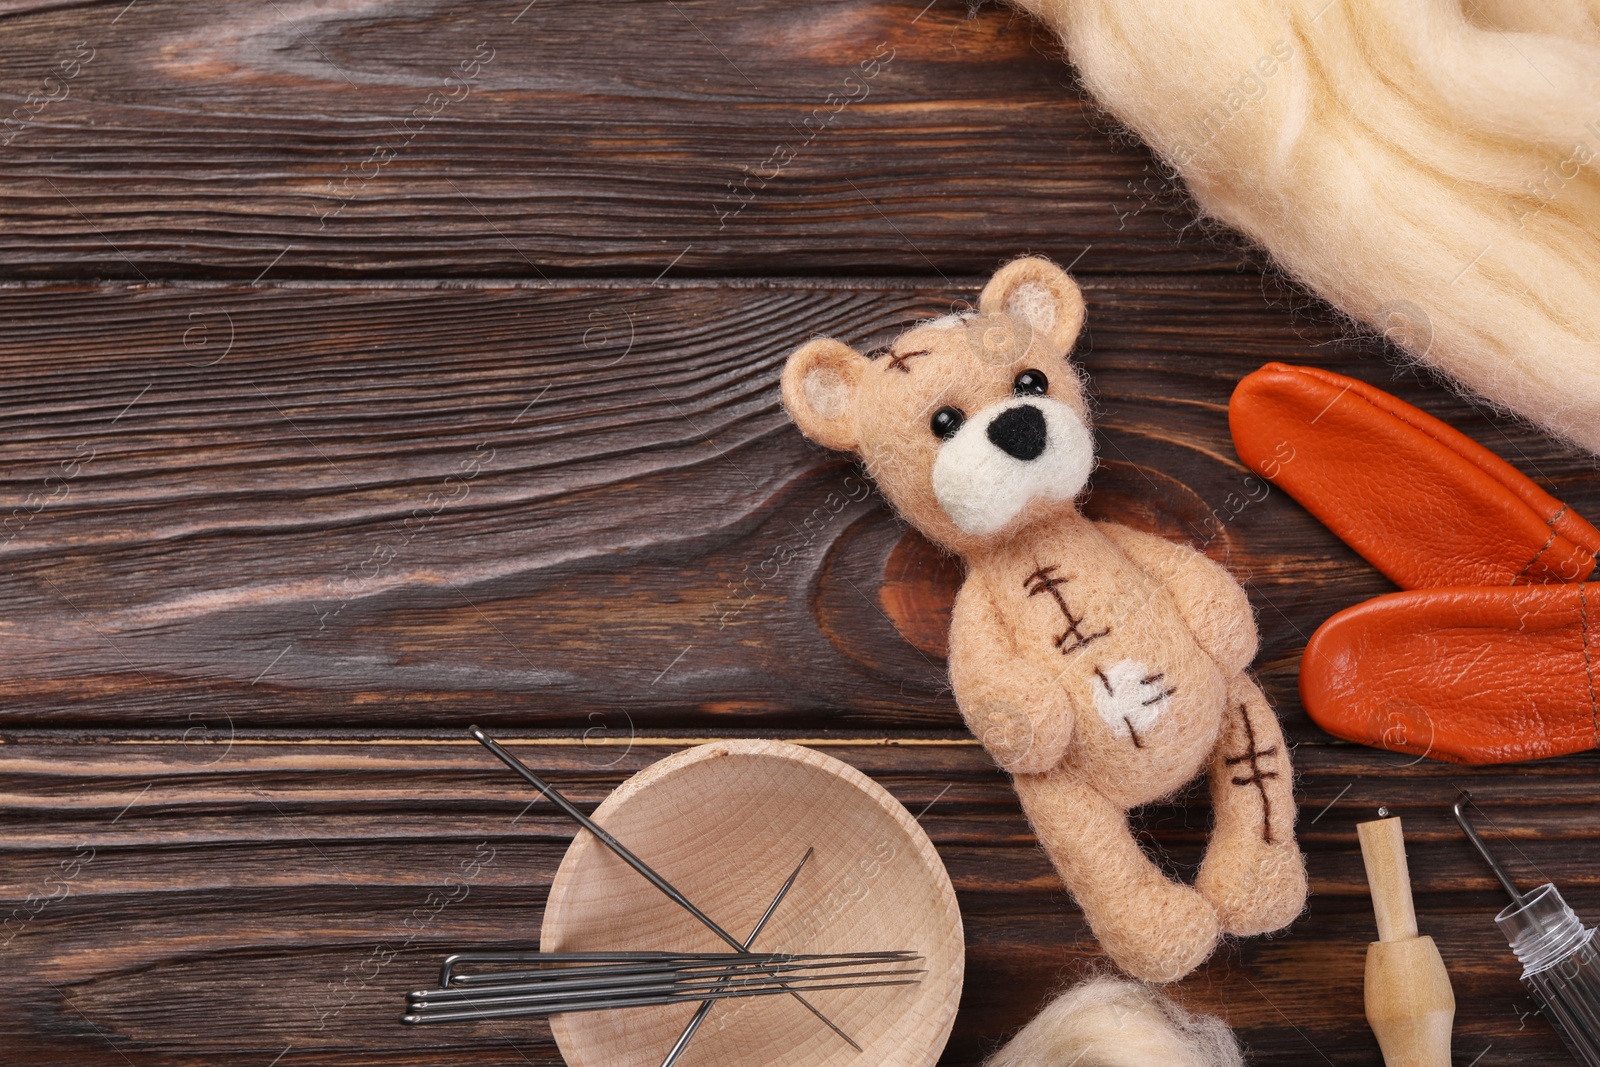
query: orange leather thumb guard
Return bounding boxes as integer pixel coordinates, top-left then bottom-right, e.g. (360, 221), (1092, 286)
(1229, 363), (1598, 589)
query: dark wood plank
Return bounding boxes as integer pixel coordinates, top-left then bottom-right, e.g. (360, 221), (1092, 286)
(0, 736), (1589, 1065)
(7, 2), (1595, 1065)
(3, 277), (1596, 731)
(0, 0), (1241, 280)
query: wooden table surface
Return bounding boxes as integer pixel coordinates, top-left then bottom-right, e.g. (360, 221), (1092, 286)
(3, 2), (1597, 1064)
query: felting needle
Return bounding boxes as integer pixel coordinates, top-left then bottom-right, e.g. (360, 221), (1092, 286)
(409, 957), (924, 1009)
(1452, 791), (1525, 907)
(408, 965), (925, 1013)
(439, 950), (914, 989)
(402, 977), (922, 1025)
(659, 847), (814, 1067)
(417, 850), (814, 1009)
(468, 726), (862, 1051)
(406, 971), (927, 1017)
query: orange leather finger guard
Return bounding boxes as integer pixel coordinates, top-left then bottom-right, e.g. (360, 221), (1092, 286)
(1229, 363), (1599, 589)
(1300, 584), (1600, 765)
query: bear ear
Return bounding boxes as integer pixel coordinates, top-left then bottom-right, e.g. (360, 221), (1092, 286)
(781, 337), (868, 453)
(978, 255), (1086, 356)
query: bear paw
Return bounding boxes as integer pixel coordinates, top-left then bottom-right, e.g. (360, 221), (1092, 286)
(964, 694), (1072, 775)
(1196, 841), (1307, 937)
(1088, 880), (1221, 983)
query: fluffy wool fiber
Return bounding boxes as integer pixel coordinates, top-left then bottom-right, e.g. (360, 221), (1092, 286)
(1009, 0), (1600, 456)
(982, 978), (1245, 1067)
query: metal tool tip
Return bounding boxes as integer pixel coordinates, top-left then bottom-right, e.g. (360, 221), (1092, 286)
(1451, 789), (1524, 906)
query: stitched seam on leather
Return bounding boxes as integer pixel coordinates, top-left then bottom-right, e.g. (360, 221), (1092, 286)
(1580, 585), (1598, 748)
(1512, 528), (1558, 585)
(1343, 378), (1497, 475)
(1325, 371), (1555, 511)
(1286, 371), (1597, 582)
(1542, 505), (1598, 579)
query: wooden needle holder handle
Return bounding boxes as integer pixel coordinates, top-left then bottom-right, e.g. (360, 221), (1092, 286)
(1358, 815), (1455, 1067)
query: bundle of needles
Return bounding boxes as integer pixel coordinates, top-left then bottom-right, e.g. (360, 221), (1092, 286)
(403, 949), (925, 1025)
(402, 727), (925, 1065)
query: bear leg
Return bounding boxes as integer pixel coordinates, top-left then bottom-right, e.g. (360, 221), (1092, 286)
(1195, 673), (1307, 935)
(1012, 770), (1220, 983)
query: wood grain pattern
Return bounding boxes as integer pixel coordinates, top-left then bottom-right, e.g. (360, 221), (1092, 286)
(0, 737), (1593, 1065)
(2, 278), (1594, 735)
(0, 0), (1241, 280)
(3, 279), (1598, 1065)
(5, 0), (1600, 1062)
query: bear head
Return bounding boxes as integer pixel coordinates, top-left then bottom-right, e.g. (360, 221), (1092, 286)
(781, 256), (1094, 554)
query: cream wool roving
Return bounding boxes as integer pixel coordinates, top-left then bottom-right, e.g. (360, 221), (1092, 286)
(1007, 0), (1600, 456)
(782, 257), (1307, 983)
(982, 978), (1245, 1067)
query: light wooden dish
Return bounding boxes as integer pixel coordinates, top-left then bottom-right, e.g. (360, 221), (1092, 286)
(539, 739), (964, 1067)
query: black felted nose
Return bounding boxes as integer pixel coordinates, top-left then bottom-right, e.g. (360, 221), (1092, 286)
(986, 404), (1048, 461)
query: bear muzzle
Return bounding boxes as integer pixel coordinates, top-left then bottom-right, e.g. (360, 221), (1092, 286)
(932, 397), (1095, 537)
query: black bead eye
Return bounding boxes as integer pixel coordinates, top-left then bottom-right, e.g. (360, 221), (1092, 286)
(930, 406), (965, 440)
(1014, 370), (1048, 396)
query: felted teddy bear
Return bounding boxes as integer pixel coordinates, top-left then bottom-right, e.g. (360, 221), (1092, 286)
(781, 256), (1306, 982)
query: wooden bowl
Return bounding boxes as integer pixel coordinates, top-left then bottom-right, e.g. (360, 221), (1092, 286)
(540, 739), (963, 1067)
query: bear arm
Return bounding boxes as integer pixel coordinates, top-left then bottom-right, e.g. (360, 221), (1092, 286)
(1095, 522), (1259, 675)
(949, 579), (1075, 775)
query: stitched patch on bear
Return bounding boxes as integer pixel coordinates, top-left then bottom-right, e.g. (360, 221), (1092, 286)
(1092, 659), (1178, 748)
(1024, 565), (1111, 654)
